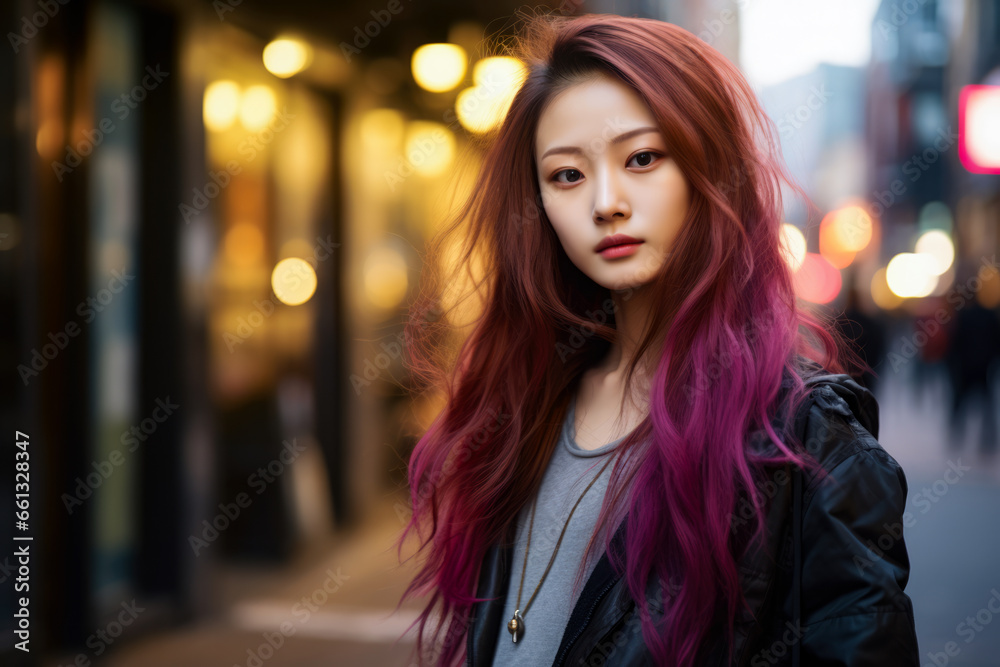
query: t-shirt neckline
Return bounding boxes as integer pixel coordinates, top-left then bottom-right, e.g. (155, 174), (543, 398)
(562, 392), (627, 458)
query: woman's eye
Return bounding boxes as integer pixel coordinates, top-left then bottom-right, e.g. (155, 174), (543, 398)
(553, 169), (583, 185)
(628, 151), (660, 168)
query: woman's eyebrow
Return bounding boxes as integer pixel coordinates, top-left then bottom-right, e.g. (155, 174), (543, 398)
(539, 126), (661, 160)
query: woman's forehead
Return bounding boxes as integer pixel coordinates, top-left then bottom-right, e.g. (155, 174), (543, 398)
(535, 77), (660, 155)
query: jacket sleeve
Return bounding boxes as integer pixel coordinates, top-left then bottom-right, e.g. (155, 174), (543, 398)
(795, 439), (921, 666)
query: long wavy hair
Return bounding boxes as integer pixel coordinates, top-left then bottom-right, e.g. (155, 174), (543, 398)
(393, 12), (862, 667)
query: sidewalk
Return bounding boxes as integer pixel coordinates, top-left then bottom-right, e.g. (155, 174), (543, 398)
(95, 490), (429, 667)
(876, 365), (1000, 666)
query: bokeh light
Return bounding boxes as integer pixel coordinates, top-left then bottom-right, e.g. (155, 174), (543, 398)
(239, 85), (277, 131)
(455, 57), (528, 134)
(792, 253), (841, 303)
(411, 43), (467, 93)
(818, 206), (874, 269)
(263, 38), (313, 78)
(960, 84), (1000, 172)
(780, 223), (807, 271)
(404, 121), (456, 177)
(914, 229), (955, 276)
(870, 267), (903, 310)
(886, 252), (938, 298)
(204, 80), (241, 132)
(831, 205), (873, 252)
(364, 246), (408, 309)
(271, 257), (317, 306)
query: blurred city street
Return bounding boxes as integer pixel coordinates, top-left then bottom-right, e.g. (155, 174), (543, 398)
(35, 362), (1000, 667)
(3, 0), (1000, 665)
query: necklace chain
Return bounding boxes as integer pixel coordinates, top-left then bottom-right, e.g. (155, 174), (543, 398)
(507, 452), (617, 642)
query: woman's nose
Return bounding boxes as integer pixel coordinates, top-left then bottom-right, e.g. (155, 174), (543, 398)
(592, 168), (630, 223)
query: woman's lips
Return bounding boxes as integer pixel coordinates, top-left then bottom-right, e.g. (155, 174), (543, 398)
(598, 242), (643, 258)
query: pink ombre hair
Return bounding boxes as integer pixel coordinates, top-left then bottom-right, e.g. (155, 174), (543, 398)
(393, 12), (862, 667)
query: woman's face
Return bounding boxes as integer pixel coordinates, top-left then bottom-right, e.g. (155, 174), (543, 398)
(535, 73), (690, 291)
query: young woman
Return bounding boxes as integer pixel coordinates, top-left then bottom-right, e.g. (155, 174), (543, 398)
(394, 12), (920, 666)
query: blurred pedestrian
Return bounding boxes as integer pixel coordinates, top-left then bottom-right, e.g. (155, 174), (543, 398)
(945, 294), (1000, 454)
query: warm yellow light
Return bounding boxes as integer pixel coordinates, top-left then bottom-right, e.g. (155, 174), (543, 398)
(914, 229), (954, 276)
(263, 38), (312, 78)
(455, 57), (528, 134)
(224, 223), (265, 266)
(35, 118), (62, 157)
(870, 267), (903, 310)
(830, 206), (873, 252)
(886, 253), (938, 298)
(818, 210), (858, 269)
(411, 43), (467, 92)
(404, 121), (456, 177)
(360, 108), (405, 149)
(364, 246), (408, 310)
(271, 257), (317, 306)
(780, 223), (807, 271)
(472, 57), (527, 88)
(240, 85), (277, 131)
(204, 80), (241, 132)
(978, 264), (1000, 308)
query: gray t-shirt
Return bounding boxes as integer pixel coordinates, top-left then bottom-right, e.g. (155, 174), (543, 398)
(491, 396), (626, 666)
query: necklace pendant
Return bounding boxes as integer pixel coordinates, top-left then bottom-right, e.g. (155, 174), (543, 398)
(506, 610), (524, 643)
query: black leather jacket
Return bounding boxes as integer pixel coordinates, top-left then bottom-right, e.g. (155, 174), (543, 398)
(465, 370), (921, 666)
